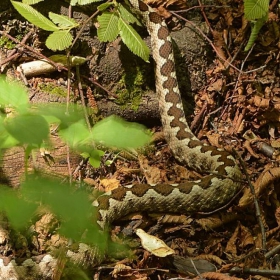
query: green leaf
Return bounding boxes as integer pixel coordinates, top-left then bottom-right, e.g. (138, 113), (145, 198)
(49, 12), (79, 29)
(11, 1), (59, 31)
(70, 0), (103, 5)
(91, 115), (151, 149)
(88, 150), (105, 168)
(21, 176), (104, 244)
(118, 17), (150, 62)
(0, 187), (37, 230)
(59, 120), (90, 148)
(244, 15), (267, 51)
(81, 150), (105, 168)
(45, 30), (73, 51)
(244, 0), (269, 20)
(97, 12), (119, 42)
(98, 2), (114, 11)
(22, 0), (43, 4)
(36, 104), (84, 127)
(4, 113), (49, 146)
(0, 118), (19, 149)
(0, 76), (29, 112)
(118, 3), (141, 25)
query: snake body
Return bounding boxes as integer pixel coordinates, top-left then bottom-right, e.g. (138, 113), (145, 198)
(93, 0), (242, 229)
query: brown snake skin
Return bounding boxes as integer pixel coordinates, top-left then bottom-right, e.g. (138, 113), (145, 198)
(93, 0), (243, 229)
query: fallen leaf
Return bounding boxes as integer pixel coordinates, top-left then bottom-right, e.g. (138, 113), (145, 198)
(135, 229), (175, 257)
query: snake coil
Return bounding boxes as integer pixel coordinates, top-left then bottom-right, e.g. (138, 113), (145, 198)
(93, 0), (242, 229)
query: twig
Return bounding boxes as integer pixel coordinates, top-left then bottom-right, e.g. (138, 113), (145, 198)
(0, 52), (20, 67)
(170, 12), (265, 77)
(190, 101), (207, 131)
(174, 5), (230, 13)
(76, 65), (92, 131)
(0, 31), (68, 72)
(264, 244), (280, 260)
(0, 30), (33, 67)
(86, 76), (117, 98)
(65, 51), (72, 183)
(97, 266), (169, 273)
(234, 44), (256, 92)
(218, 44), (262, 123)
(71, 5), (101, 48)
(170, 11), (241, 73)
(230, 267), (280, 277)
(233, 150), (266, 250)
(197, 0), (213, 33)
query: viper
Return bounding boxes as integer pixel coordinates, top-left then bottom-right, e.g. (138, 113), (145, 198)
(0, 2), (244, 278)
(93, 0), (242, 229)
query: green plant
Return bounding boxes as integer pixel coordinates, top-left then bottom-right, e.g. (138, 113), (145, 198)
(11, 0), (150, 61)
(0, 76), (151, 168)
(11, 0), (79, 51)
(0, 76), (151, 273)
(244, 0), (269, 51)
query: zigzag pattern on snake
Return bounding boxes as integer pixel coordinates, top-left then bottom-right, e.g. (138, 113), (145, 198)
(93, 0), (242, 229)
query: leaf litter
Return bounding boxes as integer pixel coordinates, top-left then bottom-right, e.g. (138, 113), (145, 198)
(96, 1), (280, 279)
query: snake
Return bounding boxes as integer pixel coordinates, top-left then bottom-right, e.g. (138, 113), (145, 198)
(0, 2), (244, 278)
(94, 0), (243, 229)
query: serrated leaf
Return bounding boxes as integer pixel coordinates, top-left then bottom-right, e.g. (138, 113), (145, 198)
(11, 1), (59, 31)
(22, 0), (43, 4)
(91, 115), (151, 149)
(97, 12), (119, 42)
(244, 0), (269, 20)
(70, 0), (103, 5)
(46, 30), (73, 51)
(98, 2), (114, 11)
(49, 12), (78, 29)
(118, 17), (150, 62)
(118, 3), (141, 25)
(4, 113), (49, 146)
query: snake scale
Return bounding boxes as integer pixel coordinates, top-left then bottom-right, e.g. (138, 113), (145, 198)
(94, 0), (243, 229)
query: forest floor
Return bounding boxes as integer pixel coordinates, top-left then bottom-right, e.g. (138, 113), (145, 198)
(1, 0), (280, 279)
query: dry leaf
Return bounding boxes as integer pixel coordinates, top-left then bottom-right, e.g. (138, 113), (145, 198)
(207, 78), (224, 92)
(136, 229), (175, 257)
(239, 167), (280, 207)
(100, 178), (120, 192)
(111, 263), (132, 278)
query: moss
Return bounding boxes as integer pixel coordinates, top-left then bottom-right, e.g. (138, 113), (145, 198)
(38, 83), (67, 97)
(0, 36), (15, 49)
(116, 65), (149, 111)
